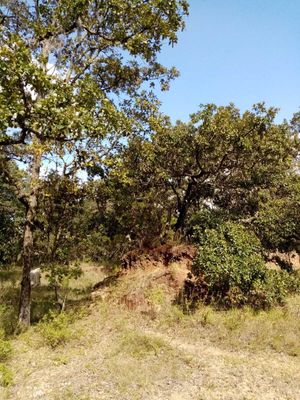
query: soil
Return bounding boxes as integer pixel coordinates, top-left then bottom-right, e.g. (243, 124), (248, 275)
(121, 244), (197, 270)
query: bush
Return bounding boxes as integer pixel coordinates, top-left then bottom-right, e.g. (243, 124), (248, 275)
(0, 330), (12, 362)
(187, 207), (227, 241)
(0, 363), (13, 387)
(39, 312), (73, 348)
(0, 304), (17, 336)
(186, 222), (299, 310)
(0, 330), (13, 387)
(0, 279), (19, 336)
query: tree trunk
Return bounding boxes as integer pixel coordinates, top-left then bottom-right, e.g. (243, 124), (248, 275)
(18, 151), (41, 328)
(174, 181), (194, 232)
(174, 202), (188, 232)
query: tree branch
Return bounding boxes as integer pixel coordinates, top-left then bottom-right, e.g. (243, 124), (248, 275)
(0, 128), (28, 146)
(0, 159), (28, 207)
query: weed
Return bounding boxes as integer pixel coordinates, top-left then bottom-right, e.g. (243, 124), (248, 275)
(0, 296), (18, 336)
(0, 364), (13, 387)
(118, 331), (169, 359)
(145, 286), (166, 306)
(38, 311), (74, 348)
(0, 331), (12, 362)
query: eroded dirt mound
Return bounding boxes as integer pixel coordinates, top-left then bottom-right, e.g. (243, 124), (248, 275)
(91, 244), (197, 314)
(121, 243), (197, 270)
(91, 265), (189, 316)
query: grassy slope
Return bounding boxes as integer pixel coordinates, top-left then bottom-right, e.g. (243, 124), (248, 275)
(1, 264), (300, 400)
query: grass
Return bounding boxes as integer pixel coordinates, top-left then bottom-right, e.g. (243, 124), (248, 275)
(0, 329), (13, 389)
(152, 295), (300, 357)
(1, 262), (300, 399)
(0, 364), (13, 387)
(38, 312), (75, 348)
(0, 333), (12, 362)
(116, 330), (170, 358)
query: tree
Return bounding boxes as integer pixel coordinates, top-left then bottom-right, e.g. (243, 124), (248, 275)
(254, 174), (300, 253)
(91, 124), (176, 250)
(118, 104), (299, 233)
(0, 161), (24, 266)
(0, 0), (188, 327)
(35, 172), (86, 266)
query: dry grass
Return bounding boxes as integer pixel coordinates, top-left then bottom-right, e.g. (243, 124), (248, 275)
(1, 262), (300, 399)
(154, 296), (300, 357)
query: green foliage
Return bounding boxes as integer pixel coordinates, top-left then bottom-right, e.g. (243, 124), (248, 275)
(0, 166), (24, 266)
(0, 305), (17, 337)
(0, 0), (299, 331)
(39, 311), (74, 348)
(187, 207), (228, 241)
(188, 222), (300, 309)
(192, 222), (266, 302)
(119, 331), (168, 359)
(44, 262), (82, 288)
(249, 270), (289, 309)
(0, 273), (19, 335)
(36, 173), (88, 264)
(254, 175), (300, 252)
(0, 0), (188, 159)
(285, 271), (300, 293)
(0, 0), (188, 327)
(0, 329), (13, 387)
(0, 363), (13, 387)
(0, 330), (12, 362)
(109, 103), (298, 235)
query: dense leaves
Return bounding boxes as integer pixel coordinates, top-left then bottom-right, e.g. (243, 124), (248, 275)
(186, 222), (300, 309)
(0, 163), (24, 266)
(0, 0), (189, 326)
(0, 2), (299, 326)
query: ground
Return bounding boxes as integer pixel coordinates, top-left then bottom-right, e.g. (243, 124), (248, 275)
(1, 260), (300, 400)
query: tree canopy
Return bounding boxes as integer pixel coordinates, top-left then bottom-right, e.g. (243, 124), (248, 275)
(0, 0), (189, 327)
(0, 1), (299, 329)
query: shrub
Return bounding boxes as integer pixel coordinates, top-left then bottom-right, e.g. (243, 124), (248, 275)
(39, 312), (73, 348)
(0, 363), (13, 387)
(0, 304), (17, 336)
(0, 330), (13, 388)
(186, 222), (298, 309)
(0, 281), (19, 336)
(0, 330), (12, 362)
(187, 207), (226, 241)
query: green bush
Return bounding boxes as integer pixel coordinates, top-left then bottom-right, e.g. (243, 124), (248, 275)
(0, 304), (17, 336)
(0, 330), (12, 362)
(0, 363), (13, 387)
(39, 312), (73, 348)
(0, 280), (19, 336)
(285, 270), (300, 293)
(0, 329), (13, 387)
(187, 207), (226, 241)
(187, 222), (299, 309)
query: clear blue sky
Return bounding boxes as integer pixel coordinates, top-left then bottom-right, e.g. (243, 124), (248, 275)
(156, 0), (300, 123)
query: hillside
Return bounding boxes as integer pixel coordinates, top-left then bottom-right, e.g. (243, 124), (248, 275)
(1, 262), (300, 400)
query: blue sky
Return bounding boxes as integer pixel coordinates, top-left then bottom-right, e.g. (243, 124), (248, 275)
(156, 0), (300, 123)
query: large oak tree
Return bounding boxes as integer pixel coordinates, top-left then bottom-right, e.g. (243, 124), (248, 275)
(114, 103), (299, 233)
(0, 0), (188, 327)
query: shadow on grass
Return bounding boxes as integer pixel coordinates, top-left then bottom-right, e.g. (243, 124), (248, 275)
(0, 268), (22, 285)
(1, 279), (94, 332)
(31, 285), (93, 323)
